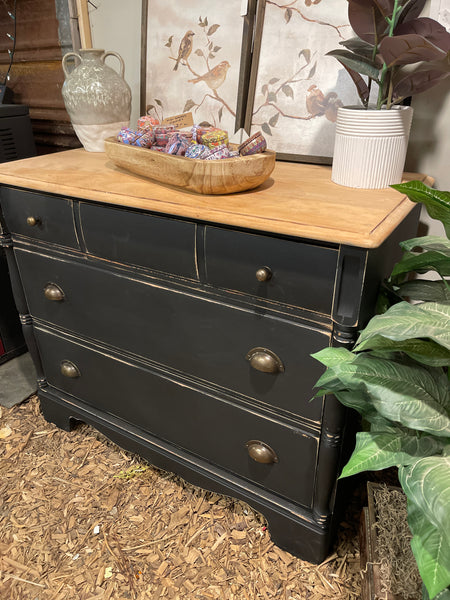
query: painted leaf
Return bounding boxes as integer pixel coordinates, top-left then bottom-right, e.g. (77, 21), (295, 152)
(269, 113), (279, 127)
(269, 77), (280, 85)
(154, 99), (163, 107)
(282, 84), (294, 99)
(355, 301), (450, 350)
(183, 99), (196, 112)
(195, 49), (204, 57)
(261, 123), (272, 136)
(298, 49), (311, 63)
(380, 34), (447, 67)
(207, 24), (220, 36)
(391, 181), (450, 237)
(327, 49), (380, 80)
(406, 498), (450, 598)
(340, 430), (443, 477)
(308, 63), (317, 79)
(397, 280), (450, 303)
(267, 91), (277, 103)
(285, 8), (293, 23)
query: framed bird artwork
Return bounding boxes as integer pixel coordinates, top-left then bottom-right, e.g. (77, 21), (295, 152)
(141, 0), (256, 136)
(244, 0), (362, 164)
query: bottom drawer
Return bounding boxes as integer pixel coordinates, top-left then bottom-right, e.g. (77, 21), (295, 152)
(35, 327), (319, 509)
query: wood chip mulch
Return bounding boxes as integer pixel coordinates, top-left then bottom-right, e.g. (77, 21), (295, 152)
(0, 395), (362, 599)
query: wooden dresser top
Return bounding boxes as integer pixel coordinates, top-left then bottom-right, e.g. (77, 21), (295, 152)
(0, 149), (432, 248)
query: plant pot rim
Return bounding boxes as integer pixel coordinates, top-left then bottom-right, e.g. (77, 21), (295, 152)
(339, 104), (412, 112)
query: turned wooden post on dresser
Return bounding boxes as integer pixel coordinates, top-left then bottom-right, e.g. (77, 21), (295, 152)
(0, 150), (430, 562)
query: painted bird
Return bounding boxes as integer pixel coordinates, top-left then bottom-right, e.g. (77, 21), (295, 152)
(173, 30), (195, 71)
(188, 61), (230, 90)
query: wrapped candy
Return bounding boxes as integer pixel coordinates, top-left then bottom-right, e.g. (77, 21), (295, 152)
(204, 144), (231, 159)
(202, 129), (228, 148)
(191, 125), (215, 143)
(117, 127), (153, 148)
(137, 115), (160, 130)
(165, 135), (190, 156)
(238, 131), (267, 156)
(185, 144), (212, 159)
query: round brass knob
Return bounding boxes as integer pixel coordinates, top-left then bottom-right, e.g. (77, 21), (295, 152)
(60, 360), (80, 378)
(245, 347), (284, 373)
(255, 266), (272, 282)
(246, 440), (279, 464)
(44, 283), (65, 302)
(26, 216), (40, 227)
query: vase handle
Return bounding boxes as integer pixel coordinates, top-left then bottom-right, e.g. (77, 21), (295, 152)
(102, 51), (125, 78)
(62, 52), (81, 78)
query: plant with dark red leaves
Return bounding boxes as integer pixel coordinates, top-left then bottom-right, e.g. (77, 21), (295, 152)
(328, 0), (450, 108)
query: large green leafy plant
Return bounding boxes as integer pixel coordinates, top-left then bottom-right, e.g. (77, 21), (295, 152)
(328, 0), (450, 109)
(313, 181), (450, 599)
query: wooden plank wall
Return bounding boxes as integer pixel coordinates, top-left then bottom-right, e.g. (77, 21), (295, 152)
(0, 0), (81, 154)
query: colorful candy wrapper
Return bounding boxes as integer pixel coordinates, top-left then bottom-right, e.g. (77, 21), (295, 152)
(165, 137), (190, 156)
(238, 131), (267, 156)
(185, 144), (212, 159)
(204, 144), (231, 159)
(117, 128), (153, 148)
(202, 129), (228, 148)
(137, 115), (159, 130)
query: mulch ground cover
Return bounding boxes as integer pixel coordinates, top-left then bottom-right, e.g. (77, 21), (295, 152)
(0, 395), (364, 599)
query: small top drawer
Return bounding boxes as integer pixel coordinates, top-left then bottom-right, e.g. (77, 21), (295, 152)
(0, 187), (79, 249)
(80, 202), (198, 279)
(205, 226), (338, 314)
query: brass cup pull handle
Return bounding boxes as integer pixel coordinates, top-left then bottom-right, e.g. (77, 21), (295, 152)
(255, 266), (272, 282)
(60, 360), (80, 378)
(44, 283), (65, 302)
(246, 440), (279, 464)
(26, 216), (40, 227)
(245, 347), (284, 373)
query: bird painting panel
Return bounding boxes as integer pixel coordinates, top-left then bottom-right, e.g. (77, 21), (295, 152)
(144, 0), (246, 134)
(248, 0), (365, 162)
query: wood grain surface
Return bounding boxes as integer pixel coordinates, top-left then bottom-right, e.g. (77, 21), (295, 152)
(104, 138), (276, 195)
(0, 149), (432, 248)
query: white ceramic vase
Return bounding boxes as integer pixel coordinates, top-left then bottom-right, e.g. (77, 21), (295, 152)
(331, 105), (414, 189)
(62, 49), (131, 152)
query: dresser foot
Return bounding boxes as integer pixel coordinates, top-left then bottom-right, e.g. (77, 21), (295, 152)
(39, 393), (82, 432)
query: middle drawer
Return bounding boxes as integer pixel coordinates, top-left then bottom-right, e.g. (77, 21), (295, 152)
(16, 249), (329, 423)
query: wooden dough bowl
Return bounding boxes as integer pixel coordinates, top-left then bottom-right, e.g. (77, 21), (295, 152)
(104, 137), (276, 195)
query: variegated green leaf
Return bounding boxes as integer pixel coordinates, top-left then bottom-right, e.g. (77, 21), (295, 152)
(391, 181), (450, 237)
(314, 353), (450, 436)
(355, 302), (450, 351)
(391, 251), (450, 278)
(397, 279), (450, 303)
(399, 456), (450, 545)
(400, 458), (450, 599)
(355, 335), (450, 367)
(407, 499), (450, 599)
(400, 236), (450, 253)
(340, 430), (443, 477)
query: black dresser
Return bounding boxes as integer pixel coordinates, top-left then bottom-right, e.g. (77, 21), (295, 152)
(0, 150), (426, 562)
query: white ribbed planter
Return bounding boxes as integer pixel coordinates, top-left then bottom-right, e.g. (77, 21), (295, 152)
(331, 105), (413, 189)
